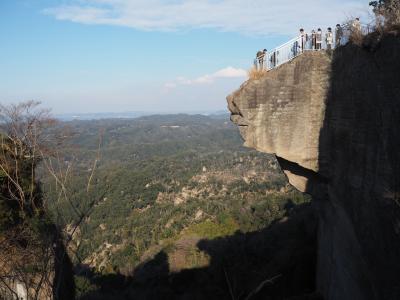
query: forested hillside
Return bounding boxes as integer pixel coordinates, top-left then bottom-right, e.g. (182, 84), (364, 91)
(42, 114), (312, 299)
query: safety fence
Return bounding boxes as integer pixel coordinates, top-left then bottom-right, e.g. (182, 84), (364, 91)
(255, 22), (375, 71)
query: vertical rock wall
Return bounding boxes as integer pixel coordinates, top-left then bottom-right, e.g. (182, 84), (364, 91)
(227, 35), (400, 300)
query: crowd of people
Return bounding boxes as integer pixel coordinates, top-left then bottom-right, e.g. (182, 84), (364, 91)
(256, 18), (363, 70)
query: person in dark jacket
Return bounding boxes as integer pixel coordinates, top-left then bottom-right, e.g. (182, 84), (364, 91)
(311, 30), (316, 50)
(335, 24), (343, 47)
(270, 51), (276, 68)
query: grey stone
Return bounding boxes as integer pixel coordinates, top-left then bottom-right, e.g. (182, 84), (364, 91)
(227, 36), (400, 300)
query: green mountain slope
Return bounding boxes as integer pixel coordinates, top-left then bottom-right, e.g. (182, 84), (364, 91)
(43, 114), (311, 298)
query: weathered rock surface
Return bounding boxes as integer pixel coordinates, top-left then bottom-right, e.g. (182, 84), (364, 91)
(228, 51), (331, 192)
(228, 35), (400, 300)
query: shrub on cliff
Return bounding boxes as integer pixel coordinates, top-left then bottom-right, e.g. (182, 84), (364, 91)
(370, 0), (400, 27)
(248, 67), (267, 80)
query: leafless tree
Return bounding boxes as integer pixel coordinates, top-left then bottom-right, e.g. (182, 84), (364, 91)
(370, 0), (400, 28)
(0, 101), (104, 299)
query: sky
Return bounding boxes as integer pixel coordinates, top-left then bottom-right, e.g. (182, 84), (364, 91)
(0, 0), (370, 114)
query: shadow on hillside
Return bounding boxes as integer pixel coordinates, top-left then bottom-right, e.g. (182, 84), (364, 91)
(78, 203), (322, 300)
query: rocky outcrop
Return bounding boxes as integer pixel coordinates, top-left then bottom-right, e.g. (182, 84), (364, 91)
(228, 51), (330, 192)
(228, 35), (400, 300)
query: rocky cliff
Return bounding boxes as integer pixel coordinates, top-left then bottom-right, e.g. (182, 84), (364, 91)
(228, 34), (400, 300)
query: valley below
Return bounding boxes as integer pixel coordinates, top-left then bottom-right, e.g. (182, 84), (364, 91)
(43, 114), (315, 299)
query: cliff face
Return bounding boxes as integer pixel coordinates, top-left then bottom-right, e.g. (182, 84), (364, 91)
(228, 35), (400, 300)
(228, 51), (331, 192)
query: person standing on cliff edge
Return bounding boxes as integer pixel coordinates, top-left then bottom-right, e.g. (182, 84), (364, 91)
(311, 30), (316, 50)
(256, 49), (267, 70)
(335, 24), (343, 47)
(300, 28), (308, 52)
(326, 27), (333, 51)
(353, 17), (361, 33)
(270, 51), (277, 68)
(316, 28), (322, 50)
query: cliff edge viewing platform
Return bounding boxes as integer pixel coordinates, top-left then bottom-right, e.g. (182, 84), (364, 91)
(256, 21), (374, 71)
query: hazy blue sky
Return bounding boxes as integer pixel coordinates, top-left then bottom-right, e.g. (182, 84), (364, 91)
(0, 0), (370, 114)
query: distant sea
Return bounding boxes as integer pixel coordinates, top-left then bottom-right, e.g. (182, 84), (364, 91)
(55, 110), (229, 121)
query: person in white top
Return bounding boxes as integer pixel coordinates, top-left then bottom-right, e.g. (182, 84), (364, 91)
(353, 17), (362, 33)
(299, 28), (308, 52)
(326, 27), (334, 50)
(316, 28), (322, 50)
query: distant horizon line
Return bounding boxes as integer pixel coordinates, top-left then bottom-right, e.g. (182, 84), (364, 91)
(55, 109), (230, 121)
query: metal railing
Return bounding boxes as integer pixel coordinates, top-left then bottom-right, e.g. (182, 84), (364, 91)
(255, 23), (375, 71)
